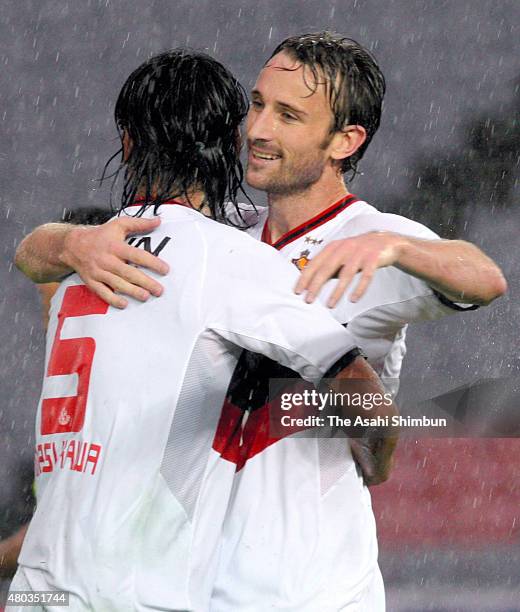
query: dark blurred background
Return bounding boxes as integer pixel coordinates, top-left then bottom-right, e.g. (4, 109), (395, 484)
(1, 1), (518, 610)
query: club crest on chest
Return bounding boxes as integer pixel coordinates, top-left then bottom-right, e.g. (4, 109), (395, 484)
(291, 249), (311, 271)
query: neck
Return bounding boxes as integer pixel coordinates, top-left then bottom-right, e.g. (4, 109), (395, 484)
(266, 172), (349, 242)
(136, 188), (208, 213)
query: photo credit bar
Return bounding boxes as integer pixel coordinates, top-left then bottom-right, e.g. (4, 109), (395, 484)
(267, 376), (520, 439)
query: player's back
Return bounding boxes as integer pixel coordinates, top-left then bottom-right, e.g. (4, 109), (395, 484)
(19, 206), (266, 610)
(17, 204), (355, 611)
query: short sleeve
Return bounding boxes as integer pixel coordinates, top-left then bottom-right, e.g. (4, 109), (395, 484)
(202, 229), (359, 384)
(335, 211), (478, 318)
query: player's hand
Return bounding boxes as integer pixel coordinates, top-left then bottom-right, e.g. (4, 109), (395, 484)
(61, 217), (169, 309)
(294, 232), (409, 308)
(349, 433), (397, 486)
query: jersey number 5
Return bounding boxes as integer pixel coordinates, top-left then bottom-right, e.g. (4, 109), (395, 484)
(41, 285), (109, 435)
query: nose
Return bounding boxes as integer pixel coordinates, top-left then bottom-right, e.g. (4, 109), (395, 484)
(247, 105), (275, 144)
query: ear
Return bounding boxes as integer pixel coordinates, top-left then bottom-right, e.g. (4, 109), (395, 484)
(122, 129), (133, 162)
(329, 125), (367, 166)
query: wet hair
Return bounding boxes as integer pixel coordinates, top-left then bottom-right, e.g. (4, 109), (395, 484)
(268, 32), (385, 177)
(61, 206), (114, 225)
(102, 48), (250, 224)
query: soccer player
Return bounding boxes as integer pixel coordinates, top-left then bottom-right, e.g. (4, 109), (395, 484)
(9, 49), (396, 611)
(206, 35), (503, 611)
(14, 34), (507, 610)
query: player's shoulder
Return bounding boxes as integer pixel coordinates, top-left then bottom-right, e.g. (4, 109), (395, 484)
(195, 212), (300, 285)
(150, 204), (270, 259)
(221, 200), (266, 231)
(148, 206), (206, 243)
(335, 199), (439, 240)
(193, 208), (274, 254)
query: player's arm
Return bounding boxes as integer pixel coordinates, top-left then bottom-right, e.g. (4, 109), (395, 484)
(0, 524), (28, 579)
(14, 217), (169, 308)
(295, 232), (507, 308)
(326, 355), (398, 485)
(206, 237), (398, 484)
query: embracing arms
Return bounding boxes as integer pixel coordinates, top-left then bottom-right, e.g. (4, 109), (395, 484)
(15, 219), (506, 309)
(294, 231), (507, 308)
(15, 217), (169, 309)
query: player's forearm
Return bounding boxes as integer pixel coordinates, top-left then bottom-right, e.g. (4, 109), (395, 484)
(330, 356), (399, 485)
(0, 524), (28, 578)
(15, 223), (78, 282)
(396, 237), (507, 305)
(349, 431), (398, 486)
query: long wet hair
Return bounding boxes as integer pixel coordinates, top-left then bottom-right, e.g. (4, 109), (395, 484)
(103, 48), (251, 223)
(269, 32), (385, 178)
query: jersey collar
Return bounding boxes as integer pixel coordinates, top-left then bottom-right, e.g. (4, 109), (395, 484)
(261, 194), (358, 250)
(126, 197), (191, 208)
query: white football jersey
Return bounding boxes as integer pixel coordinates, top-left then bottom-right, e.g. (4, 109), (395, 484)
(210, 196), (475, 611)
(242, 194), (476, 383)
(15, 203), (360, 612)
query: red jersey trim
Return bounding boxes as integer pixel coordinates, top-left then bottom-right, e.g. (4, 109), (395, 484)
(261, 194), (358, 250)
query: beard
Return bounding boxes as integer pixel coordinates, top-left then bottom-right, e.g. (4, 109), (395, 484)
(246, 135), (332, 196)
(248, 156), (326, 196)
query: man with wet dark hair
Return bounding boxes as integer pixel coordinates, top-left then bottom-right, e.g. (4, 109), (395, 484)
(206, 33), (504, 610)
(110, 49), (250, 221)
(10, 48), (394, 611)
(265, 31), (385, 179)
